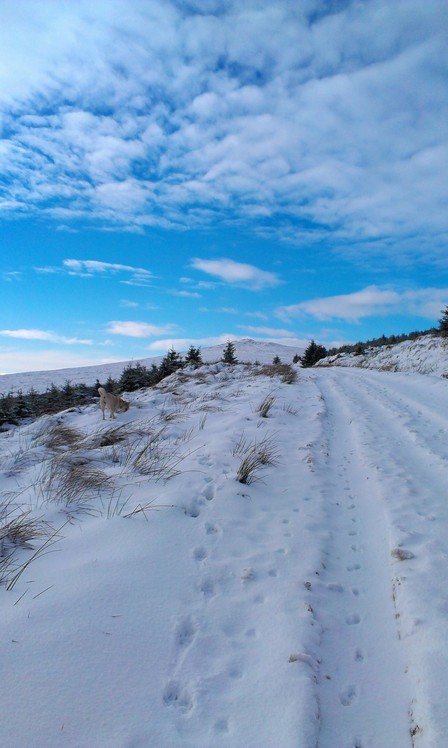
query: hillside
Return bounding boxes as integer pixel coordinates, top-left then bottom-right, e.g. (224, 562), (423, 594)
(1, 351), (448, 746)
(317, 334), (448, 378)
(0, 338), (302, 396)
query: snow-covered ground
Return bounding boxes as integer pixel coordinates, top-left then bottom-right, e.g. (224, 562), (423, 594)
(317, 334), (448, 379)
(1, 344), (448, 747)
(0, 338), (302, 395)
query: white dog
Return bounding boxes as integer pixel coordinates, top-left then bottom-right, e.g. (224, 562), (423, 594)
(98, 387), (130, 420)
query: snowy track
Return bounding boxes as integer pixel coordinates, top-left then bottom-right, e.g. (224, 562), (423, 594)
(313, 372), (412, 748)
(311, 369), (448, 748)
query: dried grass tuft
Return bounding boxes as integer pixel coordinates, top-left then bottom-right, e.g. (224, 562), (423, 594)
(235, 434), (280, 484)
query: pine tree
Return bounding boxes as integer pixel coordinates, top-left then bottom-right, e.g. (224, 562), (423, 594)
(222, 340), (237, 364)
(439, 306), (448, 338)
(272, 355), (281, 365)
(105, 375), (119, 394)
(13, 389), (32, 420)
(158, 349), (184, 378)
(119, 362), (150, 392)
(301, 340), (327, 368)
(62, 380), (76, 408)
(185, 345), (203, 368)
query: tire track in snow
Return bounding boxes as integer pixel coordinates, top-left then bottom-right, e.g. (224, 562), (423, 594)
(313, 371), (413, 748)
(323, 370), (448, 747)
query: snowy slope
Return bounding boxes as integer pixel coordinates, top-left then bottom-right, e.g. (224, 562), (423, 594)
(1, 353), (448, 746)
(317, 334), (448, 378)
(0, 338), (302, 395)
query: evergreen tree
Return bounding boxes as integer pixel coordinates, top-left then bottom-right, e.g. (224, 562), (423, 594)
(292, 353), (301, 364)
(119, 362), (151, 392)
(62, 380), (76, 408)
(222, 340), (237, 365)
(0, 392), (16, 427)
(301, 340), (327, 368)
(105, 375), (119, 394)
(26, 387), (40, 418)
(13, 389), (32, 420)
(272, 355), (281, 365)
(45, 383), (64, 413)
(158, 349), (184, 378)
(439, 306), (448, 338)
(185, 345), (203, 368)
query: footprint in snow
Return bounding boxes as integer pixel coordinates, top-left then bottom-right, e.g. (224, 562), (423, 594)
(347, 563), (361, 572)
(214, 717), (229, 734)
(175, 616), (197, 648)
(193, 546), (207, 561)
(327, 583), (343, 592)
(200, 577), (215, 598)
(339, 684), (357, 706)
(202, 484), (215, 501)
(346, 613), (361, 625)
(184, 499), (202, 518)
(205, 522), (219, 535)
(241, 567), (256, 582)
(163, 680), (193, 712)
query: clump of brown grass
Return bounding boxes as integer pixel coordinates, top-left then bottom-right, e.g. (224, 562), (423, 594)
(235, 434), (280, 484)
(257, 394), (275, 418)
(391, 547), (415, 561)
(0, 506), (61, 590)
(38, 455), (112, 507)
(0, 509), (52, 554)
(255, 362), (298, 384)
(38, 422), (85, 450)
(89, 423), (131, 448)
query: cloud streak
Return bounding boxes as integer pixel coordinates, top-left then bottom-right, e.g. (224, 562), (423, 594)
(106, 321), (175, 338)
(191, 258), (281, 290)
(35, 259), (154, 286)
(276, 286), (448, 323)
(0, 328), (92, 345)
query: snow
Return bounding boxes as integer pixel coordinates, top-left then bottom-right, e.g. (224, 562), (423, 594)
(317, 334), (448, 378)
(0, 338), (302, 395)
(1, 339), (448, 747)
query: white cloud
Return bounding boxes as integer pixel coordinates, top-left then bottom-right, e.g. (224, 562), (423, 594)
(2, 271), (21, 282)
(0, 328), (92, 344)
(276, 286), (448, 323)
(239, 325), (295, 337)
(35, 259), (154, 286)
(190, 257), (281, 290)
(0, 1), (446, 264)
(0, 350), (123, 376)
(106, 321), (175, 338)
(172, 290), (202, 299)
(63, 259), (153, 282)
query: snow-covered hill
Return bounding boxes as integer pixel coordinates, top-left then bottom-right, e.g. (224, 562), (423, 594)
(317, 333), (448, 378)
(1, 342), (448, 746)
(0, 338), (302, 395)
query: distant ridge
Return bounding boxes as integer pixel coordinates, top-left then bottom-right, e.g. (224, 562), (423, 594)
(0, 338), (303, 395)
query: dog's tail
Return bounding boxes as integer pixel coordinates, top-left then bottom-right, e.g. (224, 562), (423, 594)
(98, 387), (106, 396)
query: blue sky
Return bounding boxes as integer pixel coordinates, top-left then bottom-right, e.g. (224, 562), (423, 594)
(1, 0), (447, 374)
